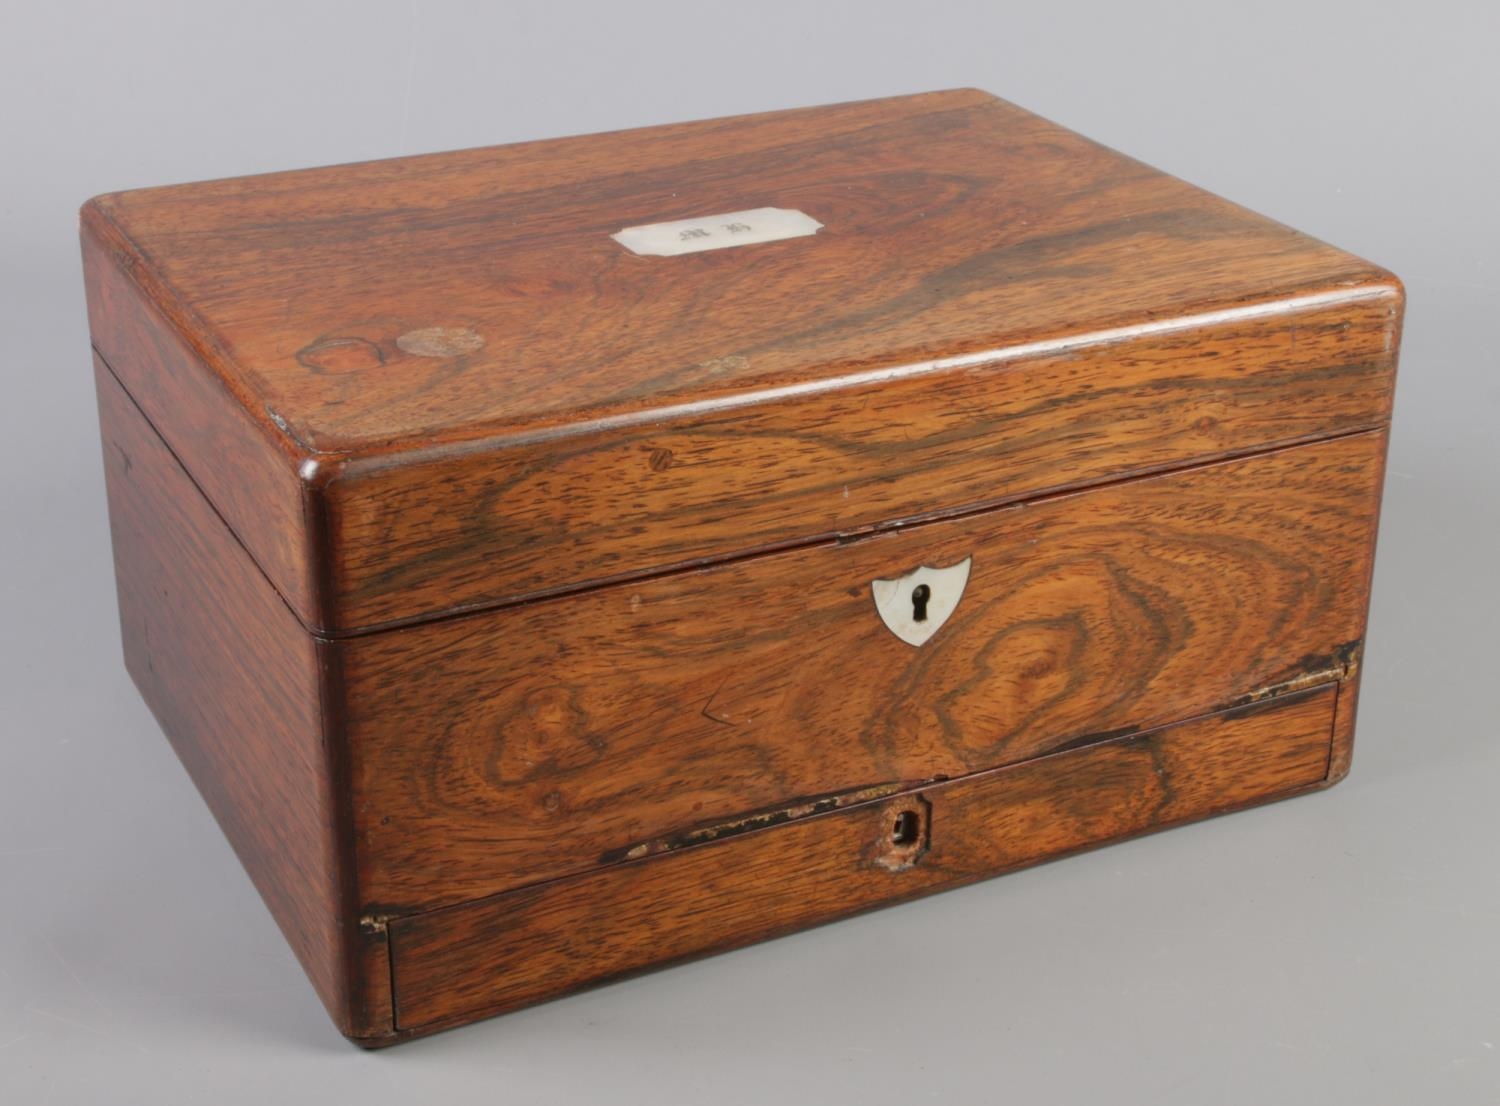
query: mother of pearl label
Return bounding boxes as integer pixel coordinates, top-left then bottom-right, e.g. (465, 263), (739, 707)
(612, 207), (823, 257)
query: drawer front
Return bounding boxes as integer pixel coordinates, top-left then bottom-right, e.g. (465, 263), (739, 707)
(342, 431), (1384, 913)
(387, 685), (1340, 1033)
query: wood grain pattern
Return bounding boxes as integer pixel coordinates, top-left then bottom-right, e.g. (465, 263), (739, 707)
(81, 89), (1391, 451)
(82, 88), (1401, 631)
(343, 431), (1384, 914)
(387, 685), (1339, 1034)
(82, 89), (1402, 1044)
(321, 291), (1398, 631)
(93, 356), (371, 1035)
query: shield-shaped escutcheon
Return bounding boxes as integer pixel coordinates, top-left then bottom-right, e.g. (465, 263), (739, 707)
(870, 557), (973, 646)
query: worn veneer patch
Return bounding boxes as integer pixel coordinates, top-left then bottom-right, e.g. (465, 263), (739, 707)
(395, 326), (486, 358)
(297, 336), (387, 374)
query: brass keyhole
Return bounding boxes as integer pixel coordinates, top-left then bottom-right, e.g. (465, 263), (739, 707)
(911, 583), (931, 622)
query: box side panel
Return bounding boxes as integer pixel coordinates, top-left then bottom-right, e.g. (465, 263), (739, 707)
(343, 431), (1384, 914)
(388, 685), (1338, 1035)
(82, 208), (319, 627)
(326, 290), (1401, 631)
(93, 357), (384, 1038)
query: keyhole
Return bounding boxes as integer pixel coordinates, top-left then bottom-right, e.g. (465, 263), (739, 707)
(891, 810), (919, 846)
(911, 583), (931, 622)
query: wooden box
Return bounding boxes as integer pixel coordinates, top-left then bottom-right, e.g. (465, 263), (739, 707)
(81, 89), (1402, 1045)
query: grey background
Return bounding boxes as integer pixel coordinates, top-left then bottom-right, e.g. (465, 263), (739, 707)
(2, 1), (1496, 1101)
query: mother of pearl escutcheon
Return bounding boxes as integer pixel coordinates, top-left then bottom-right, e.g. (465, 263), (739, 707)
(870, 557), (973, 647)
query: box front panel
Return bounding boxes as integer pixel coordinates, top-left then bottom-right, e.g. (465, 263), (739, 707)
(342, 431), (1385, 916)
(324, 293), (1398, 631)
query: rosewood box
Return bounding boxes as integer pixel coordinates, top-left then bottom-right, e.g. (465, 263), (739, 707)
(82, 89), (1403, 1045)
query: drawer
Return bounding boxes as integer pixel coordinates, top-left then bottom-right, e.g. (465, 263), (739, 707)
(341, 432), (1383, 914)
(386, 684), (1341, 1033)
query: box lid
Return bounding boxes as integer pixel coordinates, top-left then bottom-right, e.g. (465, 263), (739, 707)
(82, 89), (1401, 634)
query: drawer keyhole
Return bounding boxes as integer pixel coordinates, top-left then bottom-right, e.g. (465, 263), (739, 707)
(891, 809), (919, 846)
(911, 583), (931, 622)
(876, 798), (931, 871)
